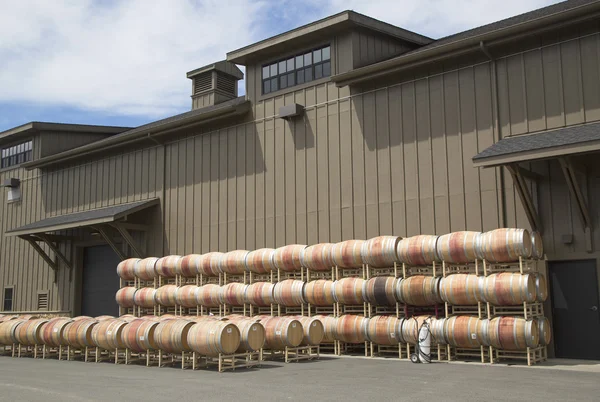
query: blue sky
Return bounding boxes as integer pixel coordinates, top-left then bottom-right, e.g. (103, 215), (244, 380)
(0, 0), (557, 132)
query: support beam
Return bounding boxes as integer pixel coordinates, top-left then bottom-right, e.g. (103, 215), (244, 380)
(35, 233), (74, 280)
(111, 222), (149, 232)
(109, 223), (144, 258)
(514, 165), (543, 182)
(506, 164), (543, 233)
(19, 235), (58, 282)
(559, 157), (592, 252)
(92, 225), (126, 260)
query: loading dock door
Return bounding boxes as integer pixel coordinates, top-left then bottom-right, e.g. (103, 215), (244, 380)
(81, 245), (121, 317)
(548, 260), (600, 360)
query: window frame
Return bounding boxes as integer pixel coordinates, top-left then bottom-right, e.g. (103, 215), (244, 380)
(3, 286), (14, 312)
(0, 139), (33, 170)
(261, 44), (332, 97)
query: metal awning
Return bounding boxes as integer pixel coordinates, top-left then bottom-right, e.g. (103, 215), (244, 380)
(472, 122), (600, 168)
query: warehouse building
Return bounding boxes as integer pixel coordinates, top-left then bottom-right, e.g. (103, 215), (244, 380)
(1, 0), (599, 360)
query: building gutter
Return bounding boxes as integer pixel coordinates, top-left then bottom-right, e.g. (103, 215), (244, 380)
(332, 1), (600, 87)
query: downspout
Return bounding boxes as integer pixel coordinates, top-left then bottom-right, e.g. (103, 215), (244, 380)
(479, 41), (507, 228)
(147, 133), (167, 257)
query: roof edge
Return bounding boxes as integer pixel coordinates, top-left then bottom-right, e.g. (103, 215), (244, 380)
(0, 122), (131, 141)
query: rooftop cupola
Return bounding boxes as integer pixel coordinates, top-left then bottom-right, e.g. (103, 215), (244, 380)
(186, 61), (244, 110)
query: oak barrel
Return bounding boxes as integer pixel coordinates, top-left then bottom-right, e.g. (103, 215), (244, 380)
(429, 318), (447, 345)
(95, 315), (115, 321)
(292, 316), (324, 346)
(0, 315), (17, 323)
(303, 280), (335, 306)
(187, 320), (241, 356)
(219, 283), (248, 306)
(396, 235), (440, 266)
(175, 285), (200, 308)
(195, 252), (223, 276)
(63, 319), (98, 348)
(155, 285), (178, 307)
(476, 228), (532, 263)
(91, 319), (127, 349)
(485, 316), (538, 350)
(117, 258), (140, 280)
(401, 316), (429, 345)
(300, 243), (335, 271)
(533, 273), (548, 302)
(245, 248), (276, 274)
(331, 240), (365, 268)
(225, 315), (266, 352)
(256, 315), (303, 349)
(73, 316), (93, 321)
(482, 273), (536, 305)
(361, 236), (401, 268)
(40, 318), (73, 347)
(273, 279), (305, 307)
(436, 231), (481, 264)
(334, 314), (369, 343)
(313, 315), (337, 342)
(14, 318), (48, 346)
(219, 250), (250, 275)
(0, 319), (25, 345)
(439, 274), (483, 305)
(133, 287), (157, 308)
(244, 282), (275, 307)
(119, 314), (137, 323)
(366, 315), (401, 345)
(444, 316), (483, 348)
(121, 319), (159, 352)
(333, 277), (367, 305)
(154, 319), (194, 353)
(273, 244), (307, 272)
(536, 317), (552, 346)
(531, 231), (544, 260)
(396, 276), (442, 306)
(196, 284), (222, 307)
(155, 255), (182, 278)
(134, 257), (159, 281)
(364, 276), (398, 306)
(176, 254), (202, 277)
(115, 287), (137, 308)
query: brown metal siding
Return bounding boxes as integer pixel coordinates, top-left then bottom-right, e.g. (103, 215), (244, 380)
(352, 29), (414, 69)
(39, 131), (111, 158)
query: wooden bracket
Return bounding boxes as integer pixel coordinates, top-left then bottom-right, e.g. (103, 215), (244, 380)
(92, 225), (126, 260)
(35, 233), (74, 281)
(109, 222), (144, 258)
(559, 157), (592, 252)
(19, 235), (59, 283)
(506, 164), (543, 234)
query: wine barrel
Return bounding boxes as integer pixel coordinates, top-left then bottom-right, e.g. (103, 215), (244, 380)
(117, 258), (140, 280)
(196, 252), (223, 276)
(40, 318), (73, 347)
(476, 228), (532, 263)
(134, 257), (159, 281)
(439, 274), (483, 305)
(292, 316), (324, 346)
(155, 285), (178, 307)
(219, 250), (250, 275)
(115, 287), (137, 308)
(401, 316), (429, 345)
(155, 255), (182, 278)
(256, 315), (303, 349)
(121, 319), (159, 352)
(14, 318), (49, 346)
(17, 314), (38, 320)
(300, 243), (335, 271)
(361, 236), (401, 268)
(436, 231), (481, 264)
(219, 283), (248, 306)
(333, 277), (367, 305)
(429, 318), (446, 345)
(531, 231), (544, 260)
(364, 276), (398, 306)
(245, 282), (275, 307)
(95, 315), (115, 321)
(245, 248), (276, 274)
(63, 319), (98, 348)
(485, 316), (538, 350)
(313, 315), (337, 342)
(119, 314), (137, 323)
(444, 316), (483, 348)
(331, 240), (365, 268)
(196, 284), (221, 307)
(396, 235), (440, 266)
(72, 316), (93, 321)
(91, 319), (127, 350)
(154, 319), (194, 353)
(273, 279), (305, 307)
(133, 287), (157, 308)
(482, 273), (536, 305)
(334, 314), (369, 343)
(366, 315), (401, 345)
(187, 320), (241, 356)
(533, 273), (548, 302)
(303, 280), (335, 306)
(225, 315), (266, 352)
(176, 254), (201, 277)
(0, 315), (18, 323)
(158, 314), (177, 321)
(273, 244), (306, 272)
(396, 276), (442, 306)
(175, 285), (200, 308)
(0, 319), (25, 345)
(536, 317), (552, 346)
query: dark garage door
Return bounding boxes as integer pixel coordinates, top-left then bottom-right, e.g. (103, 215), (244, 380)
(81, 245), (121, 317)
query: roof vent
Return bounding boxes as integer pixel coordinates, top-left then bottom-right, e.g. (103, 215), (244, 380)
(187, 61), (244, 110)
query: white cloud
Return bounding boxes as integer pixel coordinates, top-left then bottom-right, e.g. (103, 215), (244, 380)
(0, 0), (559, 119)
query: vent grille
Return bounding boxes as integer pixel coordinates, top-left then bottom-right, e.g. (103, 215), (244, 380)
(37, 292), (48, 310)
(193, 73), (213, 94)
(216, 72), (236, 95)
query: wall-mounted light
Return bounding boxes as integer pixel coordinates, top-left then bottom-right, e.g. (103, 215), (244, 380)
(3, 178), (21, 202)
